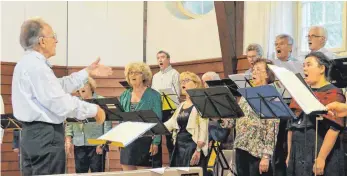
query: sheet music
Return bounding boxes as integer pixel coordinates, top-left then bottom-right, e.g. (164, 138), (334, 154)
(268, 65), (326, 114)
(159, 88), (180, 110)
(228, 73), (253, 88)
(148, 167), (167, 174)
(88, 122), (156, 147)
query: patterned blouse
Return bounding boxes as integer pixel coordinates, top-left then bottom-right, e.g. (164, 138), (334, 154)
(222, 97), (279, 158)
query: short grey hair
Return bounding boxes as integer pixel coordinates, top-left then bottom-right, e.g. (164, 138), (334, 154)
(202, 71), (221, 80)
(20, 17), (47, 50)
(246, 43), (263, 58)
(309, 26), (328, 45)
(276, 34), (294, 45)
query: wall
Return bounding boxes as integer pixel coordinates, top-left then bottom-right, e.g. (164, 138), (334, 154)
(67, 2), (144, 67)
(1, 1), (68, 66)
(1, 1), (144, 67)
(146, 2), (222, 64)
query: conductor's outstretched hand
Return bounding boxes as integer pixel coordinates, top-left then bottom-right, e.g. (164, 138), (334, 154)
(87, 57), (113, 77)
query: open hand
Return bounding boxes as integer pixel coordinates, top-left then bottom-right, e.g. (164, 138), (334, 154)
(87, 57), (113, 77)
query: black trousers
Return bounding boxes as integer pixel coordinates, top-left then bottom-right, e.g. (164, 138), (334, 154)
(20, 122), (65, 175)
(235, 149), (273, 176)
(162, 110), (174, 162)
(74, 146), (106, 173)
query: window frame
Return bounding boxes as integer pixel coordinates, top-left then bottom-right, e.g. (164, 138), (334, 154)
(176, 1), (214, 19)
(296, 1), (347, 54)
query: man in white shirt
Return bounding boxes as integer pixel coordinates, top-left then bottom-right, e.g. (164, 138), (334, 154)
(151, 50), (180, 164)
(272, 34), (304, 75)
(299, 26), (337, 60)
(12, 17), (112, 175)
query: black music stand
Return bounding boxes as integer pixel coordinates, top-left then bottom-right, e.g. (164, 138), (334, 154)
(206, 79), (241, 97)
(1, 114), (22, 129)
(187, 87), (244, 176)
(119, 81), (131, 89)
(66, 97), (124, 172)
(66, 97), (124, 123)
(117, 110), (170, 136)
(186, 87), (244, 119)
(1, 114), (23, 175)
(238, 85), (297, 176)
(329, 57), (347, 88)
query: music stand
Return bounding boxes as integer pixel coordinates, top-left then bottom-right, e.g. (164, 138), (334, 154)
(119, 81), (131, 89)
(186, 87), (244, 119)
(66, 97), (124, 172)
(228, 74), (253, 89)
(159, 88), (180, 122)
(117, 110), (170, 136)
(187, 87), (243, 176)
(206, 79), (241, 97)
(329, 57), (347, 88)
(1, 114), (23, 175)
(65, 97), (124, 123)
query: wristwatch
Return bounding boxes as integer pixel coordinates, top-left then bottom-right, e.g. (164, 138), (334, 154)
(196, 147), (202, 152)
(262, 154), (271, 159)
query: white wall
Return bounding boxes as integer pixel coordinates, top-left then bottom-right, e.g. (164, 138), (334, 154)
(1, 1), (144, 67)
(146, 2), (221, 65)
(1, 1), (68, 66)
(67, 1), (143, 67)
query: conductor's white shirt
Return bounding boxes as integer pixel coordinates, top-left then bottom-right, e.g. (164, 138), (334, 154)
(12, 50), (97, 124)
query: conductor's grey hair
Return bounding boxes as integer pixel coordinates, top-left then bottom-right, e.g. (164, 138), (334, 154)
(202, 72), (221, 80)
(20, 17), (47, 50)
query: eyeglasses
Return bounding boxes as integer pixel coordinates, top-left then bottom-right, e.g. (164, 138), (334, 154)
(129, 71), (142, 75)
(180, 78), (193, 84)
(306, 35), (323, 39)
(41, 33), (57, 40)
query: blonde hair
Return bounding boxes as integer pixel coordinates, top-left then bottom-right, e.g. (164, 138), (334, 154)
(180, 71), (203, 88)
(124, 62), (152, 87)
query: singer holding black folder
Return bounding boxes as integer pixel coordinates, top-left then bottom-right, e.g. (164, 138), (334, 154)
(164, 71), (208, 175)
(220, 59), (279, 176)
(287, 52), (345, 176)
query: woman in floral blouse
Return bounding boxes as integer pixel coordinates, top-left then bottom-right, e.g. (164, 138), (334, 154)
(221, 59), (280, 176)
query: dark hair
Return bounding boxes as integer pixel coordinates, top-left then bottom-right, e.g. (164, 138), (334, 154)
(305, 52), (331, 78)
(157, 50), (170, 59)
(252, 59), (276, 84)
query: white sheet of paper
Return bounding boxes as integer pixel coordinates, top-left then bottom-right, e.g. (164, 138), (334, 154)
(228, 73), (252, 88)
(89, 121), (156, 147)
(174, 167), (190, 172)
(148, 167), (167, 174)
(268, 65), (326, 114)
(0, 127), (4, 144)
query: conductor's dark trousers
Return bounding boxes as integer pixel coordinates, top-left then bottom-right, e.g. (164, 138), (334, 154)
(20, 121), (65, 175)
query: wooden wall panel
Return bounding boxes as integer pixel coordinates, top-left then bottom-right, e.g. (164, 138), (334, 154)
(0, 62), (67, 175)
